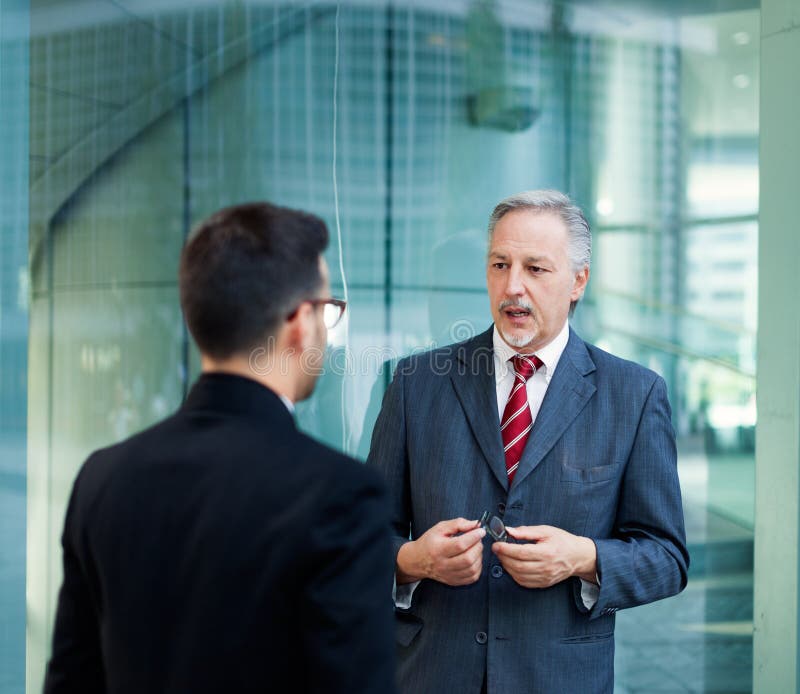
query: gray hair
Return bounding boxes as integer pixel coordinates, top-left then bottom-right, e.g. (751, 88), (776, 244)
(488, 189), (592, 272)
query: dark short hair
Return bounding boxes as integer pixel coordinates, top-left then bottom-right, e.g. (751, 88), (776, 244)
(179, 202), (329, 359)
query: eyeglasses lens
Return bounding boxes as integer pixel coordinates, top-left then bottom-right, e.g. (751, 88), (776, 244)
(478, 511), (507, 542)
(323, 303), (342, 329)
(488, 516), (507, 541)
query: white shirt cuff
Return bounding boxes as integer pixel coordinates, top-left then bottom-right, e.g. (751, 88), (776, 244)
(393, 577), (421, 609)
(580, 577), (600, 609)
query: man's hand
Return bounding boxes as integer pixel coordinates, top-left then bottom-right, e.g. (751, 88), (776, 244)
(396, 518), (486, 586)
(491, 525), (597, 589)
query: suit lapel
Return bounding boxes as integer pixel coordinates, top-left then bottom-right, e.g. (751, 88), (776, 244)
(448, 328), (509, 490)
(512, 330), (597, 487)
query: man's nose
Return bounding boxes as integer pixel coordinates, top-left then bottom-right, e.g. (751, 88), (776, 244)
(505, 266), (525, 297)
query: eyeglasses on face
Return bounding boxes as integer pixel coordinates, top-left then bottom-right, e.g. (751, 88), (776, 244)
(287, 298), (347, 330)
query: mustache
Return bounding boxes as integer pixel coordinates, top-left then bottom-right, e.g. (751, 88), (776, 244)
(498, 299), (534, 312)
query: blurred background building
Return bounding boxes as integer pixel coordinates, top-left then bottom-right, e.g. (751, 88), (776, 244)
(0, 0), (785, 691)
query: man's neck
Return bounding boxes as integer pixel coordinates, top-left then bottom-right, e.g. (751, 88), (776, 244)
(200, 354), (295, 404)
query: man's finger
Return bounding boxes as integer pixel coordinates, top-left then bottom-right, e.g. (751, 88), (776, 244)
(492, 541), (537, 560)
(505, 525), (549, 542)
(440, 517), (481, 536)
(449, 561), (482, 582)
(443, 527), (486, 557)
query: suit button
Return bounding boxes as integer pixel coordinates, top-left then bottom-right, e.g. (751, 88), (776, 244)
(475, 631), (488, 645)
(497, 502), (506, 515)
(491, 565), (503, 578)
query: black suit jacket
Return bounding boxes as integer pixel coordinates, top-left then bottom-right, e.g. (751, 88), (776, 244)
(44, 373), (396, 694)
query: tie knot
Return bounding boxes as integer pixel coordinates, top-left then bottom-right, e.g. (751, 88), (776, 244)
(511, 354), (542, 381)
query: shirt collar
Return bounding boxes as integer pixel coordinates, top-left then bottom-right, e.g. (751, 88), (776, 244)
(492, 320), (570, 385)
(279, 394), (295, 414)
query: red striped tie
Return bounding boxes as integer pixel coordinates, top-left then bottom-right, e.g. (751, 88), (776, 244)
(501, 354), (543, 484)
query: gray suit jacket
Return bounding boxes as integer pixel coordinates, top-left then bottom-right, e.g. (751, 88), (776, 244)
(367, 326), (689, 694)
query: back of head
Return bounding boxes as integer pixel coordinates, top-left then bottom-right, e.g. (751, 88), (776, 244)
(179, 202), (329, 359)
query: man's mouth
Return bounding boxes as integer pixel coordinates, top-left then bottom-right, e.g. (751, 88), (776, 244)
(503, 307), (531, 318)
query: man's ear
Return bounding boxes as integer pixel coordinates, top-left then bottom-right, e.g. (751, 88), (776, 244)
(285, 301), (315, 351)
(571, 266), (590, 301)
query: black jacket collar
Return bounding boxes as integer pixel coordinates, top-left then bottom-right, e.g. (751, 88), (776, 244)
(181, 373), (295, 428)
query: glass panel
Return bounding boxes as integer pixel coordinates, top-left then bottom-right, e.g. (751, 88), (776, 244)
(596, 9), (758, 692)
(0, 2), (29, 692)
(15, 2), (759, 692)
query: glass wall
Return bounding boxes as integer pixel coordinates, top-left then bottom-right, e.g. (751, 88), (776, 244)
(0, 1), (29, 691)
(1, 1), (760, 692)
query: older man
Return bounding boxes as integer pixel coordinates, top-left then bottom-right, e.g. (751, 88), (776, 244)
(367, 189), (688, 693)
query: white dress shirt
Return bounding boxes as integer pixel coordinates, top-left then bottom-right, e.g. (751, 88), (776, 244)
(279, 394), (295, 414)
(395, 321), (598, 610)
(492, 320), (568, 421)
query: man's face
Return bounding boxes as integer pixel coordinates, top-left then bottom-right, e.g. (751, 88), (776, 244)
(486, 209), (588, 354)
(296, 257), (329, 401)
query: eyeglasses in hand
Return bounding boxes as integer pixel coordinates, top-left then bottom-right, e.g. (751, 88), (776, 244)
(479, 510), (510, 542)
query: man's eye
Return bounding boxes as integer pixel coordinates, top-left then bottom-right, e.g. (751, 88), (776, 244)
(493, 263), (507, 270)
(529, 266), (545, 273)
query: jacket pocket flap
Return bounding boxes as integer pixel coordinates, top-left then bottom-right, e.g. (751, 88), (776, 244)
(560, 631), (614, 644)
(395, 611), (424, 647)
(562, 462), (620, 483)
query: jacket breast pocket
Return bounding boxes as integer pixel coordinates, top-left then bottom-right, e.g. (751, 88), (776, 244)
(561, 462), (620, 484)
